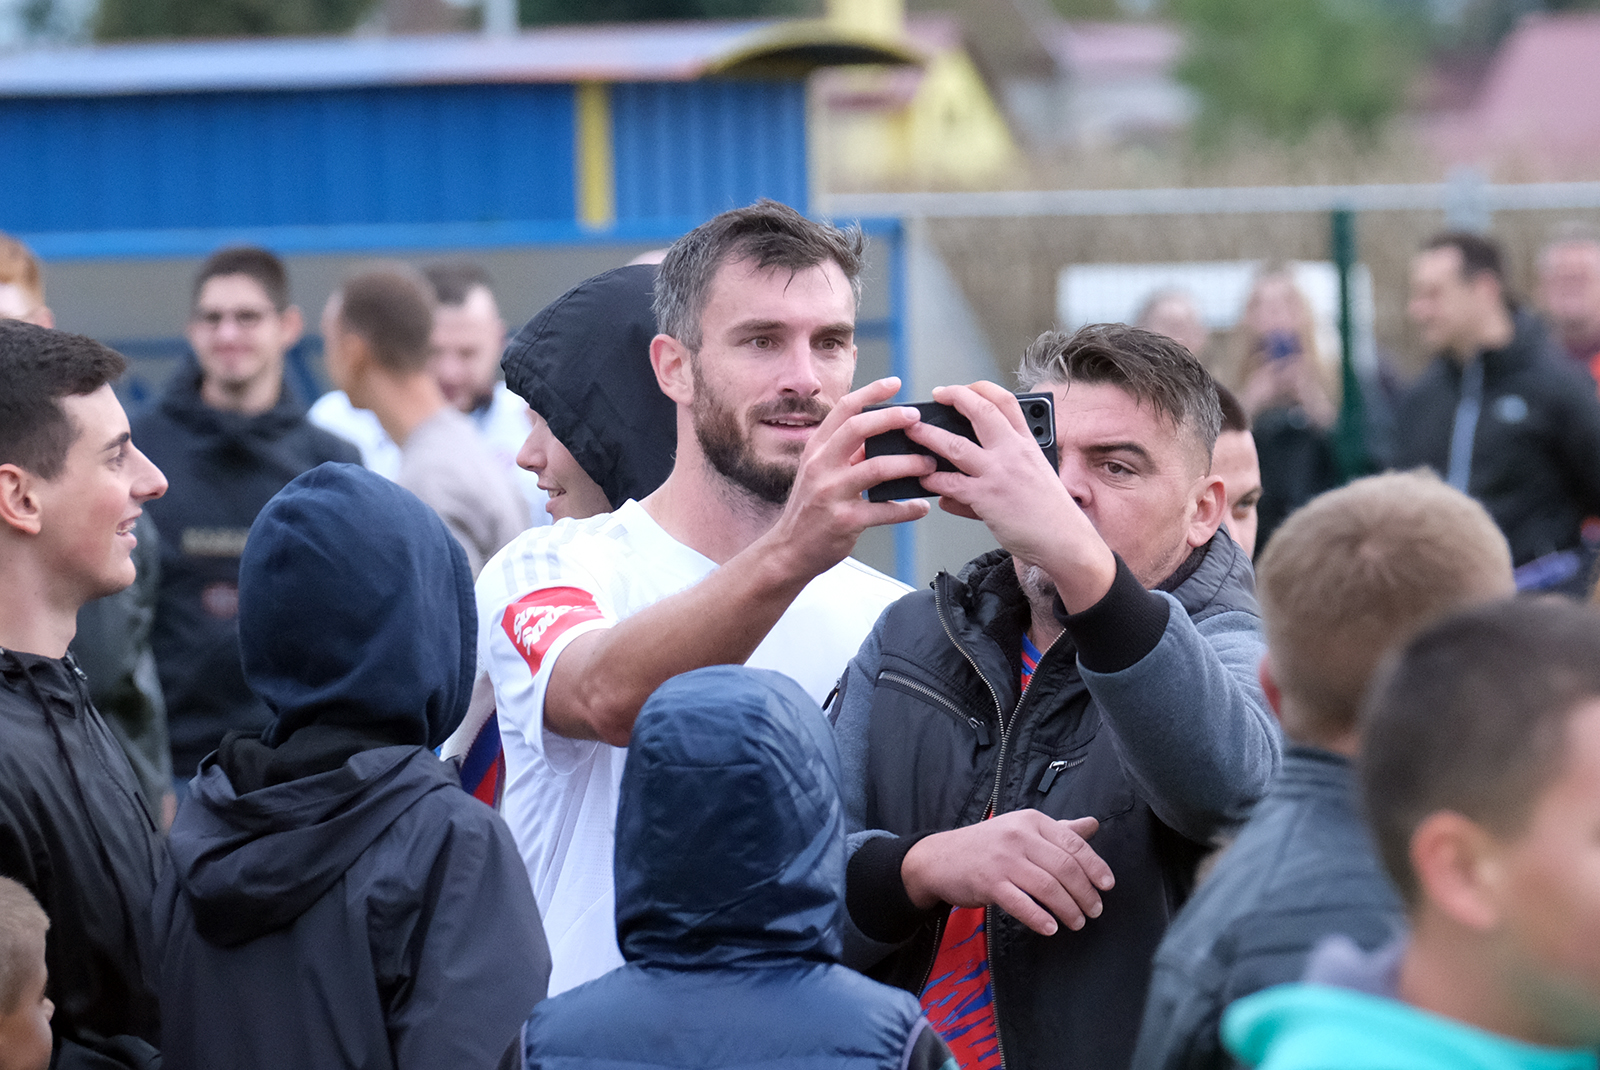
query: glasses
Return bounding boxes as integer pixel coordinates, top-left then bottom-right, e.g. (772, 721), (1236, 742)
(192, 306), (276, 330)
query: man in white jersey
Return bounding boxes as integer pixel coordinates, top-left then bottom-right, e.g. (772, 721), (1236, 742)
(478, 200), (935, 995)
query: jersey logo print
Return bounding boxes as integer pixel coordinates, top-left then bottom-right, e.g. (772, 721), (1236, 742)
(502, 587), (605, 674)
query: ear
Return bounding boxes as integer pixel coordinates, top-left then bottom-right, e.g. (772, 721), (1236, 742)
(1186, 472), (1227, 548)
(651, 333), (694, 407)
(1258, 655), (1284, 721)
(28, 305), (54, 330)
(1410, 810), (1503, 931)
(0, 464), (44, 536)
(278, 304), (305, 348)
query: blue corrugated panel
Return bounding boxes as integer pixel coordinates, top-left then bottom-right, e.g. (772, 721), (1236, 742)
(611, 80), (807, 224)
(0, 83), (575, 233)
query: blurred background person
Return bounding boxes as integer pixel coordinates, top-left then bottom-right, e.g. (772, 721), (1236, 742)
(310, 261), (552, 526)
(1537, 224), (1600, 379)
(0, 234), (52, 328)
(321, 265), (528, 576)
(1397, 230), (1600, 594)
(1214, 384), (1263, 558)
(1136, 286), (1211, 362)
(1223, 266), (1340, 554)
(135, 246), (360, 794)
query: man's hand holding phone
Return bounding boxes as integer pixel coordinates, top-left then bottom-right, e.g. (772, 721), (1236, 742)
(874, 381), (1118, 612)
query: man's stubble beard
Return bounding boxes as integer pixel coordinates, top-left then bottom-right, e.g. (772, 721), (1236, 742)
(690, 356), (829, 507)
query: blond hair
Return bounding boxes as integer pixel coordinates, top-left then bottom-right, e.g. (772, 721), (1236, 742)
(1256, 470), (1514, 745)
(0, 877), (47, 1015)
(0, 233), (45, 308)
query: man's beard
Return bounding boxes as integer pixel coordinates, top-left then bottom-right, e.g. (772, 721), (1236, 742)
(691, 359), (828, 506)
(1017, 561), (1058, 611)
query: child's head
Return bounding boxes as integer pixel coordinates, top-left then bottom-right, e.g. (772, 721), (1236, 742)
(1361, 598), (1600, 1047)
(1255, 470), (1513, 750)
(0, 877), (52, 1070)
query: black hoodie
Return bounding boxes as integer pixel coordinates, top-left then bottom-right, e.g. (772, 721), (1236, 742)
(0, 648), (162, 1069)
(501, 264), (676, 509)
(151, 464), (549, 1070)
(132, 360), (361, 778)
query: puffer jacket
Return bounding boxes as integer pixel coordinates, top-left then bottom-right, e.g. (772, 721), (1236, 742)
(836, 533), (1279, 1070)
(524, 665), (952, 1070)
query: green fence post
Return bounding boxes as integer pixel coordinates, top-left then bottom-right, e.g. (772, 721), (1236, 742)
(1331, 207), (1370, 480)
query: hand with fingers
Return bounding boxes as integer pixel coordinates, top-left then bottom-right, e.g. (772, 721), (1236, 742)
(907, 380), (1117, 611)
(901, 810), (1115, 936)
(761, 376), (935, 580)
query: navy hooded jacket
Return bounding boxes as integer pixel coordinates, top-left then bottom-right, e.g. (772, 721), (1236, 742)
(151, 463), (549, 1070)
(524, 666), (952, 1070)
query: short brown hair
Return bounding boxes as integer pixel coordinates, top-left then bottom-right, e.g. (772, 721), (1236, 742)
(1361, 598), (1600, 908)
(654, 199), (863, 353)
(422, 261), (494, 308)
(335, 266), (435, 374)
(193, 246), (291, 312)
(1423, 231), (1505, 287)
(1017, 323), (1223, 465)
(0, 877), (47, 1015)
(0, 322), (127, 480)
(1257, 470), (1513, 745)
(0, 233), (45, 308)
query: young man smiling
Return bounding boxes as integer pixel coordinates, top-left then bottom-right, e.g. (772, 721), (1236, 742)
(134, 247), (358, 790)
(0, 321), (168, 1068)
(835, 324), (1279, 1070)
(478, 200), (932, 995)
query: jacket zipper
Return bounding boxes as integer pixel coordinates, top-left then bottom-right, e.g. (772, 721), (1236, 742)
(932, 575), (1029, 1070)
(879, 670), (991, 745)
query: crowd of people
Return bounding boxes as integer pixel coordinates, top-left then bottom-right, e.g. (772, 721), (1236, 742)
(5, 198), (1600, 1070)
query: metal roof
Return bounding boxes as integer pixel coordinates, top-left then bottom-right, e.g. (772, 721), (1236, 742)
(0, 19), (919, 97)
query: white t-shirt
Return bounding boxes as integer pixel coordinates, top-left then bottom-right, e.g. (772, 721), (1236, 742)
(477, 499), (910, 996)
(309, 384), (551, 524)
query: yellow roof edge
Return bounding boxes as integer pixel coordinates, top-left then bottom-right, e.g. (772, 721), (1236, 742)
(705, 20), (926, 78)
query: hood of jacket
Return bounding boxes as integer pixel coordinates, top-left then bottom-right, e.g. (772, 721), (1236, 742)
(500, 264), (675, 509)
(238, 462), (475, 750)
(158, 355), (312, 448)
(1223, 983), (1596, 1070)
(614, 665), (846, 969)
(167, 744), (456, 946)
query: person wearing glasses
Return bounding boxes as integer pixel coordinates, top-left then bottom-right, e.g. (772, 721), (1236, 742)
(132, 246), (360, 797)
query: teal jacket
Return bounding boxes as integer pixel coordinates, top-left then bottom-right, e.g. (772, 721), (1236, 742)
(1224, 984), (1597, 1070)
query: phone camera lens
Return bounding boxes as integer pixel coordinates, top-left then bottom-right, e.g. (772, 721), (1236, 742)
(1028, 403), (1045, 419)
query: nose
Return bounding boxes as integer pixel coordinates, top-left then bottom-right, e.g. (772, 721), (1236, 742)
(133, 446), (168, 502)
(516, 427), (547, 473)
(1057, 454), (1090, 511)
(776, 341), (824, 397)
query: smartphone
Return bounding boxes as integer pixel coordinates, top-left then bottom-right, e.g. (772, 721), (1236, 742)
(863, 392), (1058, 502)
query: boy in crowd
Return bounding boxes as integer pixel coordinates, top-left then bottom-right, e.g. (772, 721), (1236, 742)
(0, 322), (167, 1068)
(1226, 597), (1600, 1069)
(525, 666), (956, 1070)
(0, 877), (53, 1070)
(322, 265), (528, 575)
(152, 464), (547, 1070)
(1133, 470), (1515, 1070)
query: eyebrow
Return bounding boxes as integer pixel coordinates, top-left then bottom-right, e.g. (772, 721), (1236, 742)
(102, 431), (131, 453)
(1086, 442), (1156, 467)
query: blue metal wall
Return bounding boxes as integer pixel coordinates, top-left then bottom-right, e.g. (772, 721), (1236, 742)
(0, 83), (576, 234)
(611, 79), (807, 224)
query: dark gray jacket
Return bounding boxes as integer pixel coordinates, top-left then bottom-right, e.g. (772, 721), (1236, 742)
(835, 533), (1279, 1070)
(1130, 746), (1405, 1070)
(1394, 310), (1600, 568)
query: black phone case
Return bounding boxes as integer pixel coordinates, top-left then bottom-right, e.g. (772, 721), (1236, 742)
(864, 392), (1058, 502)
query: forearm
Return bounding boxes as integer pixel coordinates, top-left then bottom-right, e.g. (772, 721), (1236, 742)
(1065, 567), (1279, 842)
(544, 534), (814, 745)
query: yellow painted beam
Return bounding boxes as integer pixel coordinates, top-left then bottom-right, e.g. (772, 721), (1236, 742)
(576, 82), (615, 230)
